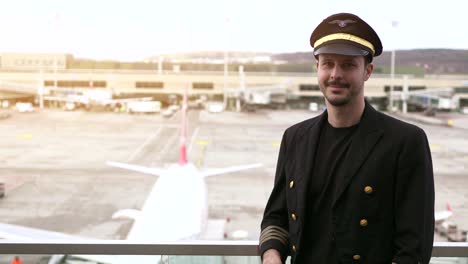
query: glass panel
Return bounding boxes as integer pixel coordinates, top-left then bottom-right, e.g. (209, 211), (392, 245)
(430, 257), (468, 264)
(5, 255), (468, 264)
(0, 255), (262, 264)
(0, 1), (467, 257)
(3, 254), (468, 263)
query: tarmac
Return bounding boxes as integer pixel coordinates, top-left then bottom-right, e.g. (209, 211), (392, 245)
(392, 111), (468, 130)
(0, 107), (467, 264)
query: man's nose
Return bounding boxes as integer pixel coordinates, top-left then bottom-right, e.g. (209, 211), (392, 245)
(330, 66), (343, 80)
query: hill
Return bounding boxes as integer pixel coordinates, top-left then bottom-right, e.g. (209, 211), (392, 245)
(273, 49), (468, 75)
(153, 49), (468, 75)
(69, 49), (468, 75)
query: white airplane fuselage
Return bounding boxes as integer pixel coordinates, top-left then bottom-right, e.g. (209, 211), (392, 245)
(126, 163), (207, 241)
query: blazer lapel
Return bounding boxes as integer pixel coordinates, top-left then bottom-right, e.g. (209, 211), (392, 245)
(294, 111), (327, 183)
(292, 111), (327, 214)
(332, 103), (384, 207)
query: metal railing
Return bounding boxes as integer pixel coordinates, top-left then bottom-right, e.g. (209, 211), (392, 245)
(0, 240), (467, 257)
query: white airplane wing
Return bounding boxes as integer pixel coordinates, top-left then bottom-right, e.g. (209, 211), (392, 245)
(199, 163), (263, 178)
(47, 252), (158, 264)
(0, 223), (88, 241)
(106, 161), (165, 176)
(435, 210), (453, 223)
(65, 254), (141, 264)
(435, 203), (453, 223)
(69, 254), (167, 264)
(0, 223), (163, 264)
(112, 209), (142, 220)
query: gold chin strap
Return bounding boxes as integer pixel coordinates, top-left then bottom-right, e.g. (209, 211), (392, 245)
(314, 33), (375, 55)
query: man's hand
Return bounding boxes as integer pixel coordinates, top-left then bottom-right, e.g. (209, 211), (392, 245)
(262, 249), (282, 264)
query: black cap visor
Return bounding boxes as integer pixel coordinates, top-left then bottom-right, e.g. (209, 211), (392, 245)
(313, 43), (370, 57)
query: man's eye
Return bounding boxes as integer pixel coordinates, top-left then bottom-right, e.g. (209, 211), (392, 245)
(342, 63), (355, 68)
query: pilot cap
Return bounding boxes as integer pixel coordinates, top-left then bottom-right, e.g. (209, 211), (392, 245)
(310, 13), (382, 59)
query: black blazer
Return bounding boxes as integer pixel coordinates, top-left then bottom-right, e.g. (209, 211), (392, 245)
(259, 103), (434, 264)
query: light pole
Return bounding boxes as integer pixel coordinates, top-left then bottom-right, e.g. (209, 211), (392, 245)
(389, 20), (398, 112)
(389, 49), (395, 111)
(52, 12), (60, 94)
(223, 17), (230, 110)
(38, 70), (44, 109)
(223, 49), (228, 107)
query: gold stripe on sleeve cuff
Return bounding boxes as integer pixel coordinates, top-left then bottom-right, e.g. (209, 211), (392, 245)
(260, 225), (288, 246)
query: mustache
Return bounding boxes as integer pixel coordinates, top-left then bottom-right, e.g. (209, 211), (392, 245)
(325, 80), (350, 88)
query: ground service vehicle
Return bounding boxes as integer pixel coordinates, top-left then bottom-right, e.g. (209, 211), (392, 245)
(126, 101), (161, 114)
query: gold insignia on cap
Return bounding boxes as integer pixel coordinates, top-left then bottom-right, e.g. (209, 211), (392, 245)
(314, 33), (375, 55)
(329, 19), (356, 27)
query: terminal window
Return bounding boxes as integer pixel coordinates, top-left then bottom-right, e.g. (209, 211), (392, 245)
(299, 84), (320, 91)
(57, 81), (89, 87)
(192, 82), (214, 89)
(136, 81), (164, 89)
(44, 80), (55, 86)
(409, 86), (426, 91)
(93, 81), (107, 88)
(44, 80), (107, 88)
(384, 86), (426, 92)
(455, 87), (468, 93)
(384, 85), (403, 92)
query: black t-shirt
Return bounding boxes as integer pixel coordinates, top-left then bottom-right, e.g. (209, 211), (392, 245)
(299, 120), (358, 263)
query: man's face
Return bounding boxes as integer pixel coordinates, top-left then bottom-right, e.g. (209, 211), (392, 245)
(316, 53), (373, 107)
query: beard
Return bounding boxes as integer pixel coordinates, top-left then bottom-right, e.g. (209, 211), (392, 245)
(325, 94), (352, 106)
(320, 80), (352, 106)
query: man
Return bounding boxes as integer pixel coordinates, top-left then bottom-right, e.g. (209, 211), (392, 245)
(259, 13), (434, 264)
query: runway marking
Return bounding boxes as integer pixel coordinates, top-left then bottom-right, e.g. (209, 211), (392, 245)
(188, 126), (200, 154)
(430, 144), (442, 150)
(17, 134), (33, 139)
(195, 140), (211, 145)
(154, 124), (179, 128)
(126, 127), (162, 162)
(156, 130), (178, 164)
(197, 144), (206, 168)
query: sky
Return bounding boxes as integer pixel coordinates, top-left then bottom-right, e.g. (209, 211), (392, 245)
(0, 0), (466, 61)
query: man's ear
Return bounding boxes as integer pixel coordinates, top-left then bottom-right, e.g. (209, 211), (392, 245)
(364, 63), (374, 81)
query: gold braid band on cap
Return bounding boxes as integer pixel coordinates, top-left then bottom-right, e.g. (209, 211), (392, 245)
(314, 33), (375, 55)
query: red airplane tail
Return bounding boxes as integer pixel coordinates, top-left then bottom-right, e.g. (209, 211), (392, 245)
(178, 86), (189, 166)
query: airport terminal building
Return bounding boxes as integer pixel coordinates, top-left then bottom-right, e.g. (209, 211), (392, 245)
(0, 52), (467, 112)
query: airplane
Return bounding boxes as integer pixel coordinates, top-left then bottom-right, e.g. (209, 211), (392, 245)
(0, 80), (154, 111)
(0, 87), (262, 263)
(105, 86), (263, 242)
(43, 90), (154, 111)
(434, 203), (460, 241)
(225, 72), (291, 112)
(435, 203), (453, 224)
